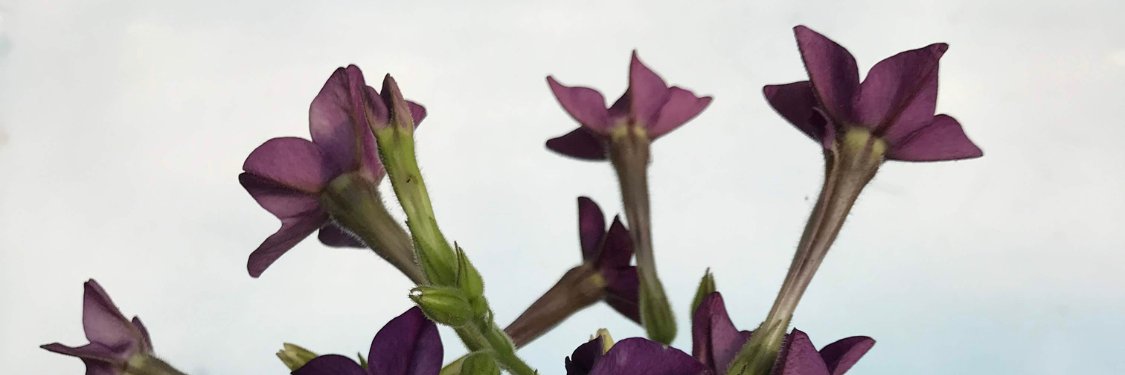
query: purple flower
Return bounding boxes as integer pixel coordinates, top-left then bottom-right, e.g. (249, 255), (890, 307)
(40, 279), (155, 375)
(693, 293), (874, 375)
(763, 25), (981, 161)
(240, 65), (426, 277)
(545, 51), (712, 160)
(294, 307), (442, 375)
(505, 197), (640, 346)
(567, 337), (708, 375)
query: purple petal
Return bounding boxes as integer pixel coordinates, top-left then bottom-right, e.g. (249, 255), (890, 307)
(317, 223), (365, 248)
(309, 66), (386, 176)
(603, 267), (640, 323)
(247, 212), (327, 278)
(886, 114), (982, 162)
(763, 82), (834, 149)
(368, 307), (442, 375)
(408, 101), (427, 126)
(244, 137), (335, 194)
(794, 25), (860, 123)
(565, 337), (606, 375)
(589, 338), (708, 375)
(82, 280), (144, 356)
(40, 342), (119, 363)
(775, 329), (830, 375)
(239, 173), (322, 220)
(856, 43), (947, 141)
(596, 217), (633, 268)
(546, 128), (608, 160)
(607, 92), (631, 122)
(691, 293), (752, 373)
(577, 197), (607, 262)
(627, 52), (671, 127)
(293, 354), (368, 375)
(819, 336), (875, 375)
(130, 317), (153, 352)
(648, 87), (711, 139)
(547, 76), (611, 132)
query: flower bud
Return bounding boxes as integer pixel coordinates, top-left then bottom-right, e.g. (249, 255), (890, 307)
(455, 244), (485, 299)
(690, 268), (716, 317)
(276, 343), (318, 371)
(410, 286), (474, 327)
(459, 352), (500, 375)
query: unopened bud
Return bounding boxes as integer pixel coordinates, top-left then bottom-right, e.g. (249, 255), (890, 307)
(459, 352), (500, 375)
(410, 286), (474, 327)
(690, 268), (717, 317)
(276, 343), (318, 371)
(455, 244), (485, 298)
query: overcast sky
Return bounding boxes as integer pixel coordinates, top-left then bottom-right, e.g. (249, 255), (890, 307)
(1, 0), (1123, 374)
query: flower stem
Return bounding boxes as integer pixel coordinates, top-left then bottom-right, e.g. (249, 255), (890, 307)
(505, 264), (606, 347)
(727, 129), (884, 375)
(609, 125), (676, 344)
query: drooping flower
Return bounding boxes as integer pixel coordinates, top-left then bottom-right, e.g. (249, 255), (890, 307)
(694, 293), (873, 375)
(505, 197), (640, 347)
(240, 65), (426, 278)
(545, 51), (712, 160)
(293, 307), (442, 375)
(763, 25), (981, 161)
(41, 279), (184, 375)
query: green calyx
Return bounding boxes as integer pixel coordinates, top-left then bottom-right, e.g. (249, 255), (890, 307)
(276, 343), (319, 371)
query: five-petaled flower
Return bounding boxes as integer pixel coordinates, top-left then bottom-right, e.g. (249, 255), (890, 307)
(545, 51), (712, 160)
(764, 25), (981, 162)
(240, 65), (426, 277)
(293, 307), (443, 375)
(41, 280), (157, 375)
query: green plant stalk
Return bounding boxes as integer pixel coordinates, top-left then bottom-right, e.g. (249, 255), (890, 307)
(374, 126), (536, 375)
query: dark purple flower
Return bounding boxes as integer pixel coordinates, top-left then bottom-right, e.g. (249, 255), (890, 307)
(505, 197), (640, 346)
(693, 293), (874, 375)
(41, 279), (155, 375)
(568, 337), (708, 375)
(545, 51), (712, 160)
(240, 65), (426, 277)
(294, 307), (442, 375)
(764, 25), (981, 162)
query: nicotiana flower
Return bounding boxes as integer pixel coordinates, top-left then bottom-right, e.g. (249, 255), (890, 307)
(694, 293), (873, 375)
(545, 51), (712, 160)
(736, 25), (959, 373)
(506, 197), (640, 346)
(41, 279), (184, 375)
(545, 52), (711, 344)
(294, 307), (442, 375)
(567, 337), (707, 375)
(240, 64), (426, 278)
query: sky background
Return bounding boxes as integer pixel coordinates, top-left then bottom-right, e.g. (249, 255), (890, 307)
(1, 0), (1123, 374)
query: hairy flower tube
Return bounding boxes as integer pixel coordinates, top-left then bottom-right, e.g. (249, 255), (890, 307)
(294, 307), (442, 375)
(505, 197), (640, 347)
(546, 51), (712, 344)
(730, 25), (982, 373)
(240, 65), (426, 281)
(41, 280), (187, 375)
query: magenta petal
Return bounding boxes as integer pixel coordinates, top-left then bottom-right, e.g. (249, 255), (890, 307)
(763, 82), (833, 149)
(41, 342), (119, 363)
(546, 128), (608, 160)
(309, 67), (384, 175)
(130, 317), (153, 352)
(794, 25), (860, 123)
(293, 354), (368, 375)
(82, 280), (143, 356)
(603, 267), (640, 323)
(239, 173), (322, 219)
(317, 223), (364, 248)
(566, 337), (606, 375)
(589, 338), (708, 375)
(596, 217), (633, 268)
(856, 43), (947, 140)
(368, 307), (442, 375)
(408, 101), (427, 126)
(819, 336), (875, 375)
(243, 137), (335, 194)
(547, 76), (611, 131)
(886, 114), (982, 162)
(648, 87), (712, 139)
(775, 329), (830, 375)
(577, 197), (606, 262)
(628, 52), (671, 127)
(247, 212), (327, 278)
(691, 293), (752, 373)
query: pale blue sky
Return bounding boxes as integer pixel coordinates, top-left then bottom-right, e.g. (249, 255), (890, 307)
(1, 0), (1123, 374)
